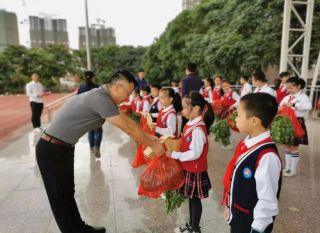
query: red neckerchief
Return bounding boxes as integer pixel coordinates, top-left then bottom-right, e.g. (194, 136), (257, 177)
(221, 136), (273, 205)
(288, 95), (295, 102)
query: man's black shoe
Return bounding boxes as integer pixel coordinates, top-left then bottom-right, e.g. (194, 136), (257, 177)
(82, 224), (106, 233)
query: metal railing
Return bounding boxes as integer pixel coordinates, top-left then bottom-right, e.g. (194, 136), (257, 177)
(43, 91), (77, 122)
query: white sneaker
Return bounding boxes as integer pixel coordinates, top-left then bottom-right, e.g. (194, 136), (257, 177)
(283, 170), (297, 177)
(221, 144), (233, 150)
(160, 193), (166, 200)
(282, 168), (290, 174)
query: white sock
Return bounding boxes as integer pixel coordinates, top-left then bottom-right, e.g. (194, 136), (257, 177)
(284, 153), (292, 171)
(290, 151), (300, 173)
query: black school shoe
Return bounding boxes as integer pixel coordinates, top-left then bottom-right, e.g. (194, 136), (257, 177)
(81, 224), (106, 233)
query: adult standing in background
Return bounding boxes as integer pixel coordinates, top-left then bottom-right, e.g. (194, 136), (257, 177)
(135, 68), (149, 90)
(77, 70), (103, 158)
(181, 63), (203, 97)
(26, 73), (45, 132)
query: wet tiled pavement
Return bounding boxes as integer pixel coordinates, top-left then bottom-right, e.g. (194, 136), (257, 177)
(0, 118), (319, 233)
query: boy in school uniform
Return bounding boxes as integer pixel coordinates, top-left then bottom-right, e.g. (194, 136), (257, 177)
(222, 93), (282, 233)
(149, 84), (162, 122)
(252, 71), (276, 98)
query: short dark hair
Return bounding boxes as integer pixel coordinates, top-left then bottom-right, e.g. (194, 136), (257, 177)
(214, 75), (223, 81)
(279, 71), (290, 78)
(151, 84), (162, 90)
(186, 63), (197, 73)
(286, 76), (306, 89)
(240, 75), (249, 81)
(84, 70), (94, 79)
(107, 70), (138, 88)
(222, 79), (231, 84)
(240, 93), (278, 129)
(252, 71), (266, 82)
(141, 85), (151, 94)
(138, 68), (145, 73)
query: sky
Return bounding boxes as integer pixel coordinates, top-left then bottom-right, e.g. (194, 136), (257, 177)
(0, 0), (182, 49)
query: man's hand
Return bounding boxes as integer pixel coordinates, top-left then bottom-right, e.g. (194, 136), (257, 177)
(150, 141), (165, 156)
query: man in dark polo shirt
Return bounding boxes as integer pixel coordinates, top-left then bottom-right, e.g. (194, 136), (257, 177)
(181, 63), (203, 97)
(36, 70), (164, 233)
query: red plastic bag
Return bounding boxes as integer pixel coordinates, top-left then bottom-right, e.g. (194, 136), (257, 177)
(227, 110), (239, 132)
(212, 100), (223, 115)
(132, 144), (147, 168)
(279, 106), (305, 138)
(138, 155), (185, 198)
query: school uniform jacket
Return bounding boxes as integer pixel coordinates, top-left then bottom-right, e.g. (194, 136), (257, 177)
(279, 91), (312, 117)
(155, 105), (177, 137)
(171, 116), (208, 173)
(222, 90), (240, 108)
(276, 84), (289, 103)
(254, 84), (277, 98)
(201, 87), (213, 104)
(149, 97), (162, 121)
(226, 131), (282, 232)
(213, 86), (222, 101)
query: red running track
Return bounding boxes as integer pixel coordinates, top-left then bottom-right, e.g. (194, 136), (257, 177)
(0, 94), (68, 148)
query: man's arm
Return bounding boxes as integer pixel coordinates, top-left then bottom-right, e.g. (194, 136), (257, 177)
(106, 112), (165, 156)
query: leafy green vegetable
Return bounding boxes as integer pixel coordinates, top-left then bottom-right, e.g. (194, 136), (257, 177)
(210, 119), (230, 146)
(271, 116), (294, 144)
(165, 190), (186, 214)
(129, 112), (141, 125)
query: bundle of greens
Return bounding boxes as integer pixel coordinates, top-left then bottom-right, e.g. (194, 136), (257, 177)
(210, 119), (230, 145)
(165, 190), (186, 214)
(129, 112), (141, 125)
(271, 115), (294, 144)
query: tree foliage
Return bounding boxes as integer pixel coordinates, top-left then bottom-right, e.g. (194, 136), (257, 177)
(143, 0), (320, 84)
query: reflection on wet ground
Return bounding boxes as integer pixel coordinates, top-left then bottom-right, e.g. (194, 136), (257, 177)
(0, 118), (319, 233)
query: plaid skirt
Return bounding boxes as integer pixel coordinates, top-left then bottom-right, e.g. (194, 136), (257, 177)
(179, 171), (212, 199)
(293, 117), (308, 146)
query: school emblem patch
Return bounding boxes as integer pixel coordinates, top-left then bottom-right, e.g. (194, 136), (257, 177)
(186, 136), (191, 143)
(243, 167), (252, 179)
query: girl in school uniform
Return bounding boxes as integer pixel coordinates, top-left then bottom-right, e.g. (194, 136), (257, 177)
(200, 78), (214, 104)
(221, 80), (240, 119)
(276, 71), (290, 104)
(137, 86), (151, 112)
(280, 77), (312, 177)
(213, 75), (223, 102)
(167, 91), (214, 233)
(239, 75), (252, 97)
(155, 88), (182, 138)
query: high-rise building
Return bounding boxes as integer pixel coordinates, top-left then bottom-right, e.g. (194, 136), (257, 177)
(0, 9), (19, 52)
(29, 15), (69, 48)
(182, 0), (201, 10)
(78, 25), (116, 50)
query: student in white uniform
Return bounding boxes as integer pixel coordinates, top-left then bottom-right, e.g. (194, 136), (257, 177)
(252, 71), (276, 98)
(222, 93), (281, 233)
(239, 75), (252, 97)
(279, 77), (312, 177)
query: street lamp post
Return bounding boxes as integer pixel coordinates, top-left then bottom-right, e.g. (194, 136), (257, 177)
(84, 0), (92, 70)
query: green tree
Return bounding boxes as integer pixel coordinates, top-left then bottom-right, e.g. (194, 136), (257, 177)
(144, 0), (320, 84)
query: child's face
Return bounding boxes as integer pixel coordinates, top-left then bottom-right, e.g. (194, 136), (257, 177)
(236, 102), (259, 134)
(204, 79), (210, 87)
(240, 77), (246, 85)
(214, 77), (222, 86)
(159, 90), (172, 107)
(181, 98), (192, 119)
(222, 82), (231, 92)
(140, 90), (147, 97)
(286, 82), (300, 95)
(151, 88), (159, 98)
